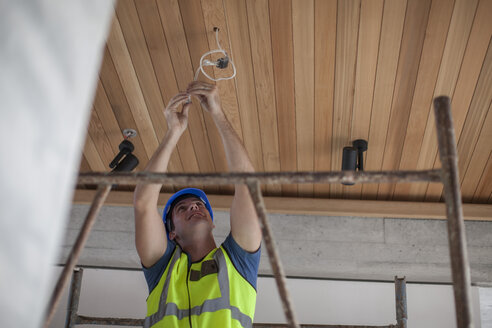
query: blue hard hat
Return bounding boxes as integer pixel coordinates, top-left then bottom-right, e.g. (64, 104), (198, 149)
(163, 188), (213, 238)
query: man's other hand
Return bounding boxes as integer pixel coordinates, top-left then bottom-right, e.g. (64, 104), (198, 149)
(187, 81), (222, 116)
(164, 92), (191, 135)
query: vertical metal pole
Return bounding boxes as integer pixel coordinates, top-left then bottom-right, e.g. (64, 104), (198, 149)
(65, 268), (83, 328)
(395, 276), (407, 328)
(44, 184), (111, 328)
(247, 180), (300, 328)
(433, 96), (473, 328)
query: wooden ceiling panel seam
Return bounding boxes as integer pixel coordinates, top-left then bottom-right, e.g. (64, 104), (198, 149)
(99, 47), (150, 167)
(461, 100), (492, 201)
(313, 0), (337, 198)
(132, 0), (188, 192)
(106, 14), (162, 160)
(426, 37), (492, 202)
(345, 0), (384, 200)
(177, 0), (226, 195)
(93, 79), (126, 156)
(376, 0), (432, 200)
(87, 107), (116, 170)
(472, 150), (492, 203)
(83, 132), (107, 172)
(115, 0), (185, 175)
(136, 0), (200, 176)
(330, 0), (360, 199)
(79, 155), (91, 173)
(410, 0), (480, 201)
(293, 0), (315, 198)
(223, 0), (265, 174)
(201, 0), (245, 143)
(360, 0), (406, 200)
(156, 0), (217, 177)
(424, 2), (491, 202)
(199, 0), (242, 195)
(245, 0), (282, 196)
(392, 0), (455, 201)
(269, 0), (298, 196)
(178, 0), (227, 184)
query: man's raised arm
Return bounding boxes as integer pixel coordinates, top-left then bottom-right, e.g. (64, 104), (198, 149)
(188, 81), (262, 252)
(133, 92), (191, 268)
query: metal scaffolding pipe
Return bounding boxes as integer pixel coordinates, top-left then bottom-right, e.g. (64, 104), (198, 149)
(247, 181), (300, 328)
(394, 277), (407, 328)
(65, 268), (83, 328)
(44, 184), (111, 328)
(433, 96), (473, 328)
(77, 169), (441, 186)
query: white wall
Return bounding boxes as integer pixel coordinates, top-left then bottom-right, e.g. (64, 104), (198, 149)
(48, 267), (484, 328)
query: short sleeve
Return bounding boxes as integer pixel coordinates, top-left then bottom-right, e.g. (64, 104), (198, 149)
(142, 241), (176, 294)
(222, 233), (261, 290)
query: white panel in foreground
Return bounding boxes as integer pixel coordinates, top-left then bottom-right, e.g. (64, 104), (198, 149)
(0, 1), (114, 327)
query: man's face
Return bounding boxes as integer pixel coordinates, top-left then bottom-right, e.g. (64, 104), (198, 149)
(168, 197), (213, 241)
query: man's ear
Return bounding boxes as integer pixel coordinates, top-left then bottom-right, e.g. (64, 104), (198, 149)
(169, 231), (176, 241)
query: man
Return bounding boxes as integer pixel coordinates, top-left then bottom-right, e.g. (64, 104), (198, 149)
(133, 81), (262, 328)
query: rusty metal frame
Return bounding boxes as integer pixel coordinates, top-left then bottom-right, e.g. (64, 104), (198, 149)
(44, 96), (473, 328)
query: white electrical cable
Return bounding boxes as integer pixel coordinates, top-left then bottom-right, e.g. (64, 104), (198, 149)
(193, 28), (236, 82)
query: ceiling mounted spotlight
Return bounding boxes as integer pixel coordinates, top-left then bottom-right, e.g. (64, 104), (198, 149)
(341, 139), (368, 186)
(109, 129), (139, 172)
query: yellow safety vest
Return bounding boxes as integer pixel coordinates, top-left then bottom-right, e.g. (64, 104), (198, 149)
(144, 246), (257, 328)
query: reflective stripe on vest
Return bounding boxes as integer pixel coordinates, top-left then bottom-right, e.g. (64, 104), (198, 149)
(144, 248), (252, 328)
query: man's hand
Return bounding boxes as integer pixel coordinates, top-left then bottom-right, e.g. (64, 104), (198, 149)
(164, 92), (191, 136)
(187, 81), (222, 116)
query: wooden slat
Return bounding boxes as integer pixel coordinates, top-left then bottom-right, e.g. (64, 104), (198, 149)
(246, 0), (281, 196)
(93, 80), (130, 162)
(200, 0), (244, 141)
(87, 108), (116, 169)
(330, 0), (360, 199)
(461, 101), (492, 201)
(313, 0), (337, 198)
(82, 133), (106, 172)
(179, 0), (227, 194)
(79, 155), (91, 173)
(376, 0), (432, 200)
(408, 0), (479, 200)
(454, 44), (492, 192)
(361, 0), (407, 199)
(133, 0), (199, 176)
(156, 0), (216, 176)
(392, 0), (455, 200)
(115, 0), (184, 177)
(223, 0), (264, 175)
(106, 16), (160, 160)
(346, 0), (384, 199)
(73, 189), (492, 221)
(269, 0), (298, 196)
(473, 151), (492, 203)
(199, 0), (242, 195)
(424, 0), (492, 201)
(99, 47), (150, 166)
(292, 0), (315, 197)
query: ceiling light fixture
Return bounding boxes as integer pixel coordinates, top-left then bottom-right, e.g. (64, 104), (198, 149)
(341, 139), (368, 186)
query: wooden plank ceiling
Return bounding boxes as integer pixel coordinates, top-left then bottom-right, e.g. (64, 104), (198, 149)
(80, 0), (492, 204)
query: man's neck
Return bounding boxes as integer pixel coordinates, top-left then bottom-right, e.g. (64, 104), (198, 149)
(179, 235), (216, 262)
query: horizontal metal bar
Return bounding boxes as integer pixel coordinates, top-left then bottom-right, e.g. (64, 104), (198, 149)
(76, 315), (143, 326)
(253, 325), (397, 328)
(78, 170), (442, 186)
(74, 315), (397, 328)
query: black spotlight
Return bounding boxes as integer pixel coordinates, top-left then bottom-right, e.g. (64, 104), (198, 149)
(109, 129), (139, 172)
(341, 139), (368, 185)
